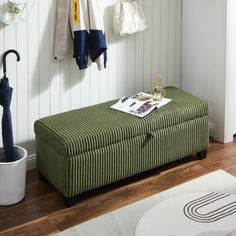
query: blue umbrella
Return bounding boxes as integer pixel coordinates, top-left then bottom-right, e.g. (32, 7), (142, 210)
(0, 50), (20, 162)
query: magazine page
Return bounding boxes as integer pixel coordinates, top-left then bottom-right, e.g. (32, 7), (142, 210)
(111, 92), (172, 118)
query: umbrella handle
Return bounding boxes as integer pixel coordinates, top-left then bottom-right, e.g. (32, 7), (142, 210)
(2, 50), (21, 78)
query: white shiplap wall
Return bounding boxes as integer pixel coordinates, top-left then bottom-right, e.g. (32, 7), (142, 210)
(0, 0), (182, 164)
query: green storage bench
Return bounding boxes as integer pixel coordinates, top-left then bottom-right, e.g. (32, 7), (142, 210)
(34, 87), (209, 207)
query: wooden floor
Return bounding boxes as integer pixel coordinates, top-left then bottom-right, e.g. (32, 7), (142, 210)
(1, 138), (236, 236)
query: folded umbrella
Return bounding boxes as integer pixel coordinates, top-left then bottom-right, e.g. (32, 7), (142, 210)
(0, 50), (20, 162)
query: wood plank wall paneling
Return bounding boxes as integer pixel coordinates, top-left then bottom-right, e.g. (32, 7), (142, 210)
(0, 0), (182, 156)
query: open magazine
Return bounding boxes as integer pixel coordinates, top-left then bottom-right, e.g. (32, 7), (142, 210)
(111, 92), (172, 118)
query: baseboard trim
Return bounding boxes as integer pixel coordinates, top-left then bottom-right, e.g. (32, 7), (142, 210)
(27, 154), (36, 171)
(209, 123), (214, 138)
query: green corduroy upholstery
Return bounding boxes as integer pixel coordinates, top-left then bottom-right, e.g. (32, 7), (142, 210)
(34, 87), (209, 197)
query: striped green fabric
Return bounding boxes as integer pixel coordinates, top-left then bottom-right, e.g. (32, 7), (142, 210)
(34, 87), (208, 158)
(36, 116), (209, 197)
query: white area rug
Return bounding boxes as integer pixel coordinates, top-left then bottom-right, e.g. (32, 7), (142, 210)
(56, 170), (236, 236)
(136, 192), (236, 236)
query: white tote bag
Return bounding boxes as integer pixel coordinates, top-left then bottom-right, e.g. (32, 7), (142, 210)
(113, 0), (148, 36)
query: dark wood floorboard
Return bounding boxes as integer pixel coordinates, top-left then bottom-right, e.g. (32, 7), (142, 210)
(0, 218), (59, 236)
(1, 138), (236, 235)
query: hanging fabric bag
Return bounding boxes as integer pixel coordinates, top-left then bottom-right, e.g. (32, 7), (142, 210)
(113, 0), (148, 36)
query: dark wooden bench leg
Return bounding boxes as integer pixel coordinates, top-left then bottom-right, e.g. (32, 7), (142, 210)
(196, 150), (208, 160)
(64, 196), (77, 208)
(38, 172), (48, 182)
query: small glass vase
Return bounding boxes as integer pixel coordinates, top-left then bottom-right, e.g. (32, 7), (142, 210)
(152, 86), (166, 101)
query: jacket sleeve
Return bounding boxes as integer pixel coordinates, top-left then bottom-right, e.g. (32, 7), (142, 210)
(95, 50), (107, 71)
(88, 0), (107, 70)
(70, 0), (90, 70)
(54, 0), (73, 60)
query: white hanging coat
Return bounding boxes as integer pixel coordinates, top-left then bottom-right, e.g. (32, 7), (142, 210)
(55, 0), (107, 70)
